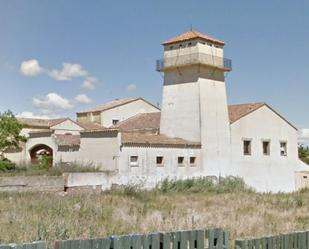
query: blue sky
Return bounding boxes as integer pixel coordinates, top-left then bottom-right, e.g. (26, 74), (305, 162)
(1, 1), (309, 138)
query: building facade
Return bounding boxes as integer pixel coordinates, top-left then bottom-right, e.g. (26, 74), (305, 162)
(6, 31), (309, 192)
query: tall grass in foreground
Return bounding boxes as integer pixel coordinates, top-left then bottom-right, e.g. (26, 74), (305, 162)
(0, 178), (309, 245)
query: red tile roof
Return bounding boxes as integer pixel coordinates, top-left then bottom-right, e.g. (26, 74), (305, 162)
(121, 132), (201, 148)
(163, 30), (225, 46)
(228, 103), (265, 123)
(77, 97), (159, 114)
(18, 118), (67, 128)
(112, 112), (160, 132)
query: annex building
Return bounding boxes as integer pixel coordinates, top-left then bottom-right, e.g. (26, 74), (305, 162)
(6, 31), (309, 192)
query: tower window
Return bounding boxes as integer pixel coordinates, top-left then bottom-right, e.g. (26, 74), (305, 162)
(129, 156), (139, 167)
(156, 156), (164, 166)
(262, 141), (270, 155)
(178, 156), (185, 166)
(280, 142), (287, 156)
(243, 140), (252, 155)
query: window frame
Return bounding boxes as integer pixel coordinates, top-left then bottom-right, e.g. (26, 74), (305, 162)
(189, 156), (197, 167)
(156, 156), (164, 167)
(280, 141), (288, 157)
(177, 156), (185, 167)
(129, 156), (139, 167)
(243, 139), (252, 156)
(112, 119), (119, 125)
(262, 140), (270, 156)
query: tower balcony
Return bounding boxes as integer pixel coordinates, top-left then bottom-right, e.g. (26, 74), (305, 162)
(156, 53), (232, 72)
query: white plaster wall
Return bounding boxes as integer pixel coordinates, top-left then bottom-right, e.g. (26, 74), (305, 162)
(101, 99), (160, 127)
(199, 79), (231, 176)
(76, 132), (120, 171)
(115, 146), (201, 188)
(160, 82), (201, 142)
(64, 172), (111, 190)
(4, 150), (25, 164)
(51, 120), (84, 135)
(231, 106), (300, 192)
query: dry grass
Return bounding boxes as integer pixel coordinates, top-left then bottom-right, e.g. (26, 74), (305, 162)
(1, 189), (309, 245)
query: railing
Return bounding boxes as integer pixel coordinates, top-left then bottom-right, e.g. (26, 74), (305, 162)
(156, 53), (232, 72)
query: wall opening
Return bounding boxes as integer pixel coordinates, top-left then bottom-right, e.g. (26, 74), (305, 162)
(29, 144), (53, 166)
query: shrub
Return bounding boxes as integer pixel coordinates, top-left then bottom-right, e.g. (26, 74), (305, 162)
(0, 158), (16, 171)
(156, 176), (251, 194)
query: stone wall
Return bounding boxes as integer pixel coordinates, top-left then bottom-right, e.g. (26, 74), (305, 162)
(0, 176), (64, 192)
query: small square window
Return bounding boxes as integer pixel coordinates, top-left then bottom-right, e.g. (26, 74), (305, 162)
(190, 157), (196, 166)
(262, 141), (270, 155)
(112, 119), (119, 125)
(280, 142), (287, 156)
(178, 156), (185, 166)
(156, 156), (164, 166)
(243, 140), (251, 155)
(130, 156), (138, 167)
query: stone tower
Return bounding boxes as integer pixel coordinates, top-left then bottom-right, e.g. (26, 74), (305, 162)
(157, 30), (232, 176)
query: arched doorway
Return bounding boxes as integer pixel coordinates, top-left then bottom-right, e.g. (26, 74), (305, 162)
(29, 144), (53, 166)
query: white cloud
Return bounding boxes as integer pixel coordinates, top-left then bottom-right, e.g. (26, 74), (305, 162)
(16, 112), (54, 119)
(82, 77), (97, 90)
(32, 93), (73, 113)
(75, 94), (91, 104)
(48, 63), (88, 81)
(20, 59), (44, 76)
(127, 83), (137, 92)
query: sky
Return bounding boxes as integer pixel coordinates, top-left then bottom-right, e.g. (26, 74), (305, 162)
(0, 1), (309, 141)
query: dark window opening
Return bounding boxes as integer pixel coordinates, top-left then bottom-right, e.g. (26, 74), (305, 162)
(190, 157), (196, 166)
(156, 156), (164, 166)
(243, 140), (251, 155)
(178, 156), (185, 165)
(280, 142), (287, 156)
(112, 119), (119, 125)
(263, 141), (270, 155)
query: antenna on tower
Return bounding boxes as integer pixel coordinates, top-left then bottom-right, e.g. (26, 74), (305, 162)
(190, 24), (193, 31)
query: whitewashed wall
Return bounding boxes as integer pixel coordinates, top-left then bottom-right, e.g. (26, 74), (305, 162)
(51, 119), (84, 135)
(101, 99), (160, 127)
(230, 105), (302, 192)
(115, 146), (201, 188)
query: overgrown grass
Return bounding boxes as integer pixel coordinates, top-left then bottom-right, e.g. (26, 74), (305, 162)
(0, 162), (101, 176)
(1, 178), (309, 244)
(157, 176), (252, 194)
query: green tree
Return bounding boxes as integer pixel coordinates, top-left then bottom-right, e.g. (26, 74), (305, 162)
(0, 110), (26, 159)
(299, 144), (309, 164)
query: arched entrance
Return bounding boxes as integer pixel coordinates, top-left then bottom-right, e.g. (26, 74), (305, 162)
(29, 144), (53, 166)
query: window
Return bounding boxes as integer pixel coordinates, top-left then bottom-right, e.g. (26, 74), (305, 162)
(170, 46), (174, 49)
(280, 142), (287, 156)
(243, 140), (251, 155)
(112, 119), (119, 125)
(190, 157), (196, 166)
(156, 156), (164, 167)
(262, 141), (270, 155)
(178, 156), (185, 166)
(188, 42), (192, 46)
(129, 156), (138, 167)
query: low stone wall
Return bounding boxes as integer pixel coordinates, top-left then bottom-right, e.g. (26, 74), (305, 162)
(0, 176), (64, 192)
(63, 172), (111, 191)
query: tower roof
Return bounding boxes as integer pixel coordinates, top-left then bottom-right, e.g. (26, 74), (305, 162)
(163, 30), (225, 46)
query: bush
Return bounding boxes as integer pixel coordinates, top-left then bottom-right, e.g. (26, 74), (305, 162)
(156, 176), (251, 194)
(0, 158), (16, 171)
